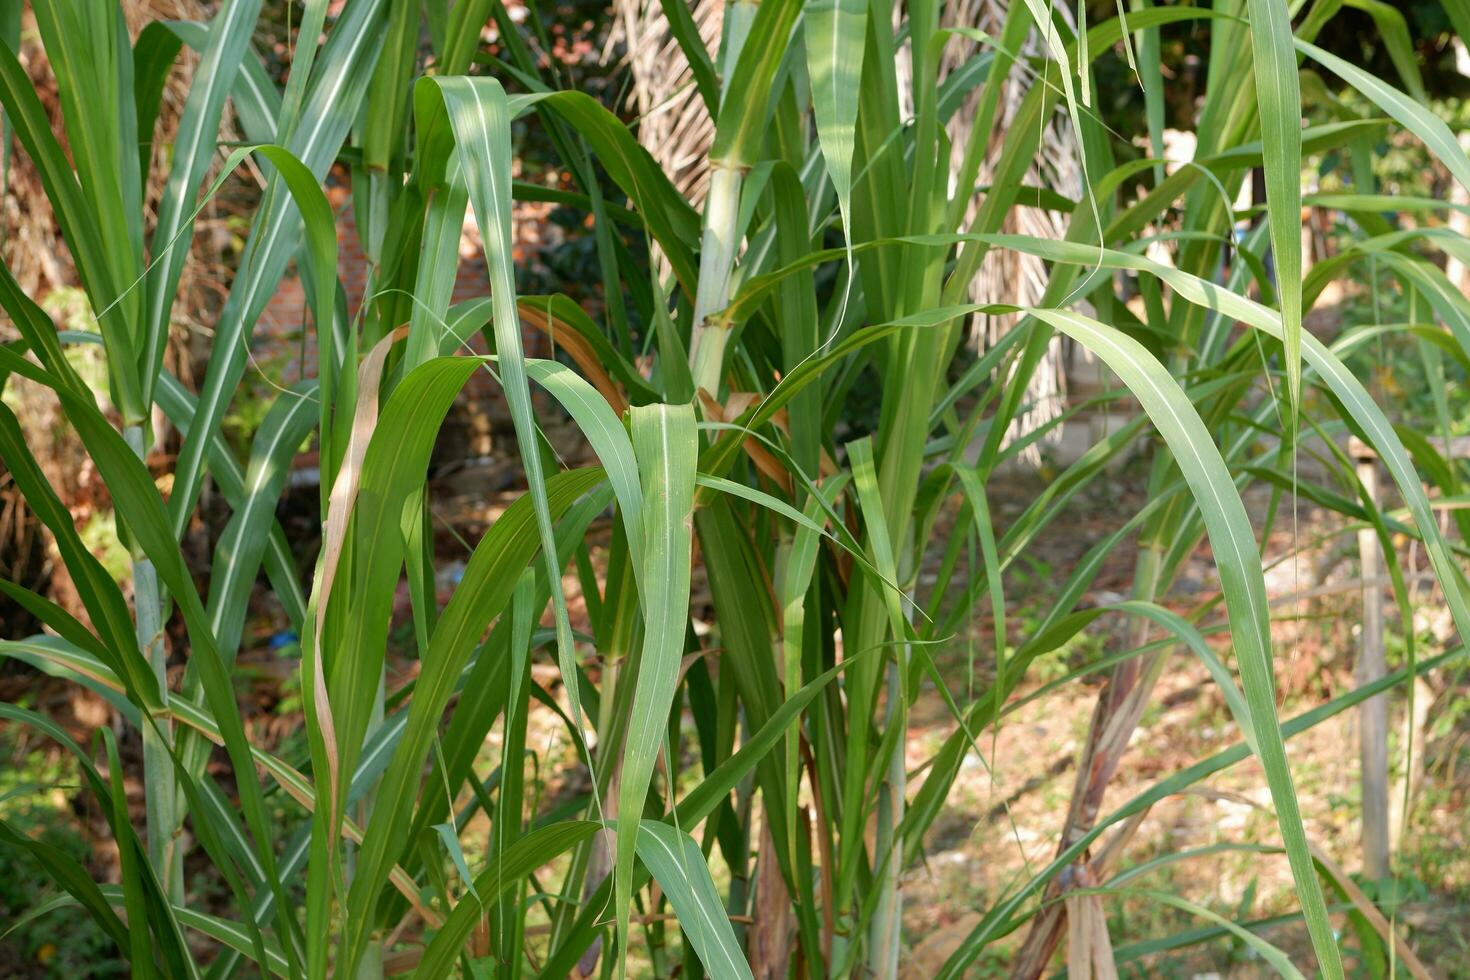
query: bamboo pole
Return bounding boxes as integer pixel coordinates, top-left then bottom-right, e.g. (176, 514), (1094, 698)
(1354, 447), (1389, 881)
(1350, 435), (1470, 879)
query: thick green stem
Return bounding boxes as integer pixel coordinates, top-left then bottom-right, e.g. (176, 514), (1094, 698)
(689, 163), (744, 396)
(867, 658), (906, 977)
(355, 674), (387, 980)
(126, 424), (183, 904)
(687, 0), (757, 395)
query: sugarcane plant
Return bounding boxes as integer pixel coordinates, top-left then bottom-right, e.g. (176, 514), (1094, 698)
(1, 0), (1469, 976)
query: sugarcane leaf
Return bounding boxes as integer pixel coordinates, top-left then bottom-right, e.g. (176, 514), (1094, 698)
(169, 0), (387, 535)
(1025, 306), (1341, 977)
(1243, 0), (1303, 430)
(414, 822), (603, 979)
(139, 0), (264, 409)
(614, 403), (698, 975)
(805, 0), (866, 235)
(1297, 37), (1470, 195)
(635, 823), (755, 980)
(413, 77), (584, 783)
(205, 381), (317, 663)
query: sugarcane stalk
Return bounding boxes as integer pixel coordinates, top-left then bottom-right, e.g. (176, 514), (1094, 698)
(689, 161), (745, 397)
(127, 423), (183, 904)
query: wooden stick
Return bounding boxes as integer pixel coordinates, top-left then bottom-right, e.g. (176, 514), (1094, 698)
(1354, 449), (1390, 881)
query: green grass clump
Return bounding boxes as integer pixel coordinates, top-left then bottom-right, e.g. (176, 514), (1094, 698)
(0, 1), (1466, 977)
